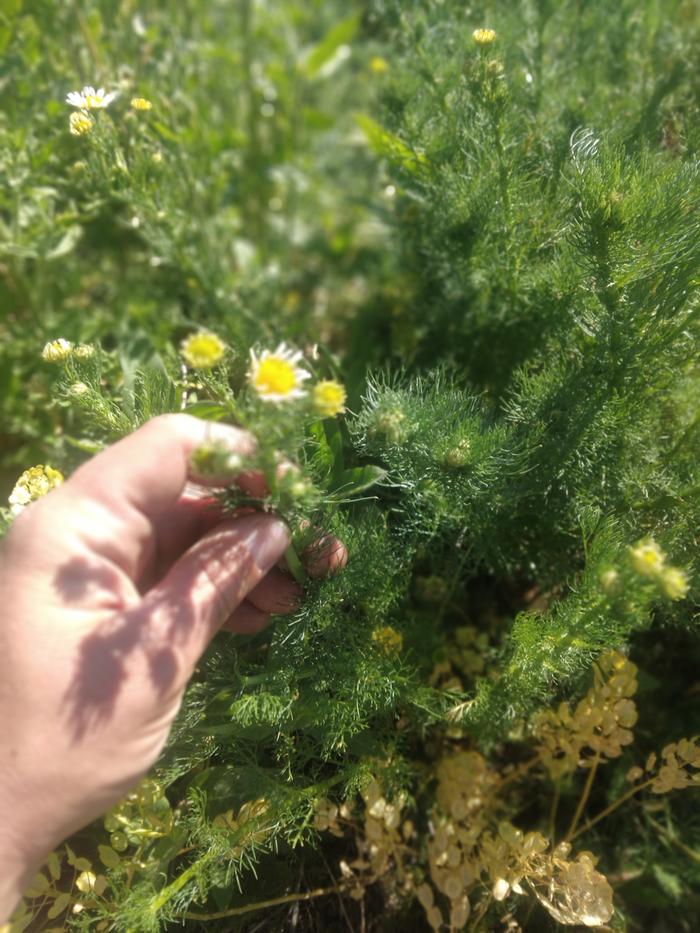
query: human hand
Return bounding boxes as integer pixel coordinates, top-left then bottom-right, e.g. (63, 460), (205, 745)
(0, 414), (344, 918)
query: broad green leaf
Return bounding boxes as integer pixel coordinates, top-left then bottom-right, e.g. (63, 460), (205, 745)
(45, 224), (82, 260)
(301, 14), (359, 77)
(330, 464), (387, 497)
(23, 871), (49, 897)
(65, 845), (92, 872)
(47, 894), (71, 919)
(355, 114), (427, 175)
(325, 420), (345, 474)
(310, 419), (344, 480)
(152, 121), (180, 142)
(653, 864), (682, 902)
(184, 401), (233, 421)
(98, 844), (121, 870)
(46, 851), (61, 881)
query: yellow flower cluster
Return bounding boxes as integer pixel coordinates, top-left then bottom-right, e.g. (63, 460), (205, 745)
(371, 625), (404, 657)
(247, 343), (346, 416)
(65, 85), (152, 135)
(534, 651), (638, 779)
(8, 465), (63, 515)
(628, 537), (689, 599)
(65, 85), (119, 137)
(42, 339), (95, 362)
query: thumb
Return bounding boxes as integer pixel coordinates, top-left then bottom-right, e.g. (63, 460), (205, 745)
(132, 512), (290, 687)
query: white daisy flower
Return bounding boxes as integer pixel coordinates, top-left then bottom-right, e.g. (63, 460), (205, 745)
(248, 342), (311, 403)
(66, 86), (117, 109)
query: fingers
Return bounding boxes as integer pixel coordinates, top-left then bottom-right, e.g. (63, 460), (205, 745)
(133, 512), (290, 682)
(304, 534), (349, 578)
(64, 414), (256, 522)
(246, 567), (302, 614)
(138, 493), (225, 590)
(222, 601), (270, 634)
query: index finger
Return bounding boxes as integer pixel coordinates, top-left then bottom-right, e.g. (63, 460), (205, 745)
(65, 414), (256, 521)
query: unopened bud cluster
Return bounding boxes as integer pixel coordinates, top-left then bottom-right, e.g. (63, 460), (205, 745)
(601, 536), (689, 602)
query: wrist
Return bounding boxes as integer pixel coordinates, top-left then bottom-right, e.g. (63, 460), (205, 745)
(0, 776), (45, 922)
(0, 838), (41, 923)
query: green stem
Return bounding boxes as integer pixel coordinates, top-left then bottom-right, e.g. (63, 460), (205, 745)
(549, 779), (561, 841)
(565, 751), (600, 841)
(569, 778), (654, 843)
(285, 544), (308, 584)
(184, 883), (345, 921)
(648, 817), (700, 863)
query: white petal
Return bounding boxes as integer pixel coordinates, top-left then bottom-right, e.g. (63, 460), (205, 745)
(493, 879), (510, 901)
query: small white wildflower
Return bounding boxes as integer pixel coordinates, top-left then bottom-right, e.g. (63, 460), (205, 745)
(248, 343), (311, 403)
(66, 86), (117, 109)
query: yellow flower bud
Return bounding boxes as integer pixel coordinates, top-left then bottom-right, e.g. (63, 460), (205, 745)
(313, 379), (347, 417)
(660, 567), (689, 601)
(629, 538), (665, 578)
(369, 56), (389, 74)
(42, 338), (73, 362)
(371, 625), (403, 657)
(69, 111), (94, 136)
(180, 332), (226, 369)
(472, 28), (497, 45)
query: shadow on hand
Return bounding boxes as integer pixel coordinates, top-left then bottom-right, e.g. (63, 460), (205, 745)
(54, 532), (262, 743)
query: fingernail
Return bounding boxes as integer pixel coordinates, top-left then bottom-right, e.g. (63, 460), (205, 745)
(244, 514), (291, 571)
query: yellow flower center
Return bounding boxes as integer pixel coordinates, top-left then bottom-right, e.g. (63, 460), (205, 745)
(85, 94), (103, 108)
(254, 358), (297, 395)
